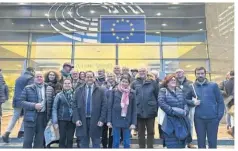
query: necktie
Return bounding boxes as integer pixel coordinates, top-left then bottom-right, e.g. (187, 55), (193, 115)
(86, 86), (92, 117)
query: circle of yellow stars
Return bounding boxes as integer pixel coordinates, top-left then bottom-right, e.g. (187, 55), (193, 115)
(111, 18), (135, 41)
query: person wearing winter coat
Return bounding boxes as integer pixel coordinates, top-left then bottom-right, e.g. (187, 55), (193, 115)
(131, 67), (159, 148)
(107, 75), (136, 148)
(52, 79), (75, 148)
(158, 74), (192, 148)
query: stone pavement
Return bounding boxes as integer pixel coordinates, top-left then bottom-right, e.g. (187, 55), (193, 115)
(0, 112), (234, 149)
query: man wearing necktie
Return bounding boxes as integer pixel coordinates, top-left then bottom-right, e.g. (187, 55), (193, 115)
(73, 71), (107, 148)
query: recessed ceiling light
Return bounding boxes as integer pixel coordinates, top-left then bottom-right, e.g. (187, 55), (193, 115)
(162, 23), (167, 27)
(228, 5), (233, 9)
(199, 29), (203, 31)
(44, 13), (49, 17)
(60, 22), (65, 25)
(19, 3), (25, 5)
(90, 10), (95, 14)
(40, 24), (44, 27)
(186, 65), (192, 68)
(156, 32), (160, 34)
(134, 11), (139, 14)
(156, 12), (161, 16)
(172, 2), (179, 4)
(12, 22), (14, 25)
(67, 11), (72, 15)
(198, 21), (203, 24)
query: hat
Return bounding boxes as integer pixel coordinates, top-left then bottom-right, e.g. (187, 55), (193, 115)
(175, 69), (184, 73)
(131, 68), (138, 72)
(63, 62), (74, 68)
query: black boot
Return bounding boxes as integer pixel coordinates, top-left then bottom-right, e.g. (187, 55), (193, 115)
(76, 138), (80, 148)
(17, 131), (24, 138)
(2, 132), (10, 143)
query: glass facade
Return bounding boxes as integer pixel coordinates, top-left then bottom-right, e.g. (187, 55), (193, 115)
(0, 3), (212, 112)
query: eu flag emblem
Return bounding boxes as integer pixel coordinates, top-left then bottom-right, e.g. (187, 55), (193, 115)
(100, 15), (145, 43)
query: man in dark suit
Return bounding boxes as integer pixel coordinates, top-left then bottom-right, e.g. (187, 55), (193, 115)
(73, 71), (107, 148)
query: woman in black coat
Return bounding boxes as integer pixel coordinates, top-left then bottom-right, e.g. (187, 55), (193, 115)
(52, 79), (75, 148)
(107, 75), (137, 148)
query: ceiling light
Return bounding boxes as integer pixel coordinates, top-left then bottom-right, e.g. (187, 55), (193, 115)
(60, 22), (65, 25)
(186, 65), (192, 68)
(199, 29), (203, 31)
(156, 32), (160, 34)
(44, 13), (49, 17)
(134, 11), (139, 14)
(171, 2), (179, 4)
(228, 5), (233, 9)
(156, 12), (161, 16)
(67, 11), (72, 15)
(19, 3), (25, 5)
(90, 10), (95, 14)
(198, 21), (203, 24)
(40, 24), (44, 27)
(12, 22), (14, 25)
(162, 23), (167, 27)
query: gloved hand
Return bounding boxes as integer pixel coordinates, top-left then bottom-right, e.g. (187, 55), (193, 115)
(172, 107), (186, 117)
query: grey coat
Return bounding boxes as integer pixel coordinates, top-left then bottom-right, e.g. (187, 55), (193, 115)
(72, 84), (107, 138)
(20, 84), (54, 127)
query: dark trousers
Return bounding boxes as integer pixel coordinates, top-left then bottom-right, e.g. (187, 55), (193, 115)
(58, 120), (76, 148)
(113, 127), (130, 148)
(102, 123), (113, 148)
(80, 118), (101, 148)
(0, 103), (2, 117)
(23, 112), (47, 148)
(137, 117), (155, 148)
(194, 117), (219, 148)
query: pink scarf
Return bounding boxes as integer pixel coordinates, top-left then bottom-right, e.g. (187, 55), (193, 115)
(118, 84), (130, 117)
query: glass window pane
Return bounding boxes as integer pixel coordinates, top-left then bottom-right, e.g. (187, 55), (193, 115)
(161, 32), (206, 44)
(0, 45), (27, 58)
(32, 32), (73, 43)
(163, 59), (209, 73)
(139, 4), (205, 17)
(146, 32), (161, 43)
(0, 32), (29, 44)
(119, 45), (160, 59)
(163, 45), (207, 59)
(30, 45), (71, 58)
(1, 71), (22, 112)
(0, 5), (32, 17)
(75, 45), (115, 59)
(119, 59), (160, 70)
(29, 59), (71, 71)
(74, 59), (115, 72)
(146, 18), (206, 31)
(0, 59), (26, 70)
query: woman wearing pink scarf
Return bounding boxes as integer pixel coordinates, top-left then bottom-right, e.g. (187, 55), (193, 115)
(107, 76), (137, 148)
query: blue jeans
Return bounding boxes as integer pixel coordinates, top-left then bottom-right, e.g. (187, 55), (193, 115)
(112, 127), (130, 148)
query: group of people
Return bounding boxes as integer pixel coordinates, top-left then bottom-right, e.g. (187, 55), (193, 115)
(0, 63), (234, 149)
